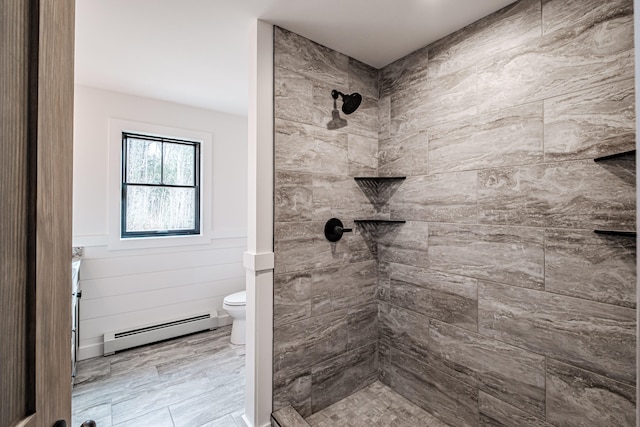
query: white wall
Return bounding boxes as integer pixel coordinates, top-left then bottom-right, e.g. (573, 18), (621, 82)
(73, 85), (248, 359)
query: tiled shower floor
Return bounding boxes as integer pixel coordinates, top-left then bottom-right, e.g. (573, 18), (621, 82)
(305, 382), (450, 427)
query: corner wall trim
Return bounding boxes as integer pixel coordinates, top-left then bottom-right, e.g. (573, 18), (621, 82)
(244, 251), (275, 272)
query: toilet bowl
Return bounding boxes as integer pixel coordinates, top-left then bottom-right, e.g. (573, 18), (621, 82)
(223, 290), (246, 345)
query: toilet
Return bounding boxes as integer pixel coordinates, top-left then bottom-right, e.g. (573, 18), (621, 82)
(223, 290), (246, 345)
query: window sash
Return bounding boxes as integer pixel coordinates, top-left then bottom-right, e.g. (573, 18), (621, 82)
(121, 132), (201, 238)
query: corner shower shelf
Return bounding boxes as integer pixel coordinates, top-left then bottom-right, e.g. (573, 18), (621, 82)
(353, 177), (407, 232)
(354, 176), (406, 208)
(592, 150), (635, 237)
(594, 229), (636, 237)
(593, 149), (636, 162)
(354, 176), (407, 182)
(354, 220), (406, 225)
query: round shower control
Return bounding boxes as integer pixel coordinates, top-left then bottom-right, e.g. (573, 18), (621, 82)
(324, 218), (352, 242)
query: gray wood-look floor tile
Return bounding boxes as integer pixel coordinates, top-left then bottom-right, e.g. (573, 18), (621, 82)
(72, 326), (244, 427)
(112, 407), (175, 427)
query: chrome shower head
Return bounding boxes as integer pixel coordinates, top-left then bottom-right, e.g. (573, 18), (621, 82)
(331, 90), (362, 115)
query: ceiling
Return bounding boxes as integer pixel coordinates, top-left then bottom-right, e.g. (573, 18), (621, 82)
(75, 0), (517, 117)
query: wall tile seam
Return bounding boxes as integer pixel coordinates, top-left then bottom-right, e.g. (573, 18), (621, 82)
(274, 300), (377, 319)
(422, 16), (633, 90)
(542, 230), (547, 294)
(315, 341), (379, 364)
(274, 172), (383, 181)
(378, 301), (635, 370)
(272, 259), (378, 273)
(378, 13), (633, 139)
(273, 123), (378, 141)
(273, 71), (380, 102)
(467, 65), (634, 121)
(391, 114), (632, 155)
(393, 217), (636, 232)
(541, 84), (547, 166)
(273, 259), (378, 274)
(538, 75), (636, 110)
(273, 220), (390, 226)
(385, 270), (478, 291)
(425, 30), (539, 80)
(540, 1), (635, 39)
(380, 341), (550, 423)
(543, 355), (637, 392)
(473, 221), (636, 232)
(379, 294), (635, 375)
(273, 304), (379, 329)
(379, 333), (637, 419)
(463, 275), (635, 311)
(273, 63), (348, 82)
(384, 287), (478, 309)
(273, 341), (378, 376)
(274, 265), (378, 276)
(423, 221), (634, 234)
(543, 354), (548, 423)
(383, 259), (637, 309)
(524, 74), (636, 120)
(273, 66), (350, 90)
(378, 299), (476, 332)
(386, 69), (635, 137)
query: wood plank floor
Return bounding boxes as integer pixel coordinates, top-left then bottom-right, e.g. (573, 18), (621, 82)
(72, 326), (245, 427)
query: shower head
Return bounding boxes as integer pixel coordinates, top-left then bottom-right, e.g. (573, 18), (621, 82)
(331, 90), (362, 115)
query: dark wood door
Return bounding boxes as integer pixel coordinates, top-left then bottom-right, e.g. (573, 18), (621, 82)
(1, 0), (75, 426)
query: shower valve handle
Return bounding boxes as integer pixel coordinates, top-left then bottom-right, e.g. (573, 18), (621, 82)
(324, 218), (352, 242)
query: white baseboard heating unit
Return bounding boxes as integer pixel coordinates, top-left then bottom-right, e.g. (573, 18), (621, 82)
(103, 311), (231, 356)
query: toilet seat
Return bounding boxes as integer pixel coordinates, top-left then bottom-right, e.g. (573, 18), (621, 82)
(224, 290), (246, 307)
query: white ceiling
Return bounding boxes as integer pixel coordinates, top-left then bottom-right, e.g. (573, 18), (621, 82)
(75, 0), (517, 117)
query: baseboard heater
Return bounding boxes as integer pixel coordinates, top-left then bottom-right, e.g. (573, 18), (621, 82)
(103, 311), (230, 356)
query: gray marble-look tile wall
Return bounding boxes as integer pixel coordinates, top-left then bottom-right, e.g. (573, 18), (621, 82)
(274, 0), (636, 425)
(273, 26), (380, 417)
(376, 0), (636, 426)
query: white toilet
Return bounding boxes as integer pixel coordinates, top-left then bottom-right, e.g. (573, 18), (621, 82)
(223, 290), (246, 345)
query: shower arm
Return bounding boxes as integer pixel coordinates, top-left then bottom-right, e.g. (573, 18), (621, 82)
(334, 225), (352, 234)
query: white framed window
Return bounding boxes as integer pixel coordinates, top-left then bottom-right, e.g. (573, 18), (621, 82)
(108, 119), (213, 250)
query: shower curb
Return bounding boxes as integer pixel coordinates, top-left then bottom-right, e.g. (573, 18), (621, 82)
(271, 406), (310, 427)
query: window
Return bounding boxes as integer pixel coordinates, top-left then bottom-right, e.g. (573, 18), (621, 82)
(121, 132), (201, 238)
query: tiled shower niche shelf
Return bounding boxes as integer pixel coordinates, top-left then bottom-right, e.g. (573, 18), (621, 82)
(593, 149), (636, 162)
(594, 229), (637, 237)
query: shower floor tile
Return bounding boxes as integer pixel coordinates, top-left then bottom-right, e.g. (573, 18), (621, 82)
(305, 381), (450, 427)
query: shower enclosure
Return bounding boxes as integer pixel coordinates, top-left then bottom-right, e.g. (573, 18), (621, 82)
(271, 0), (637, 425)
